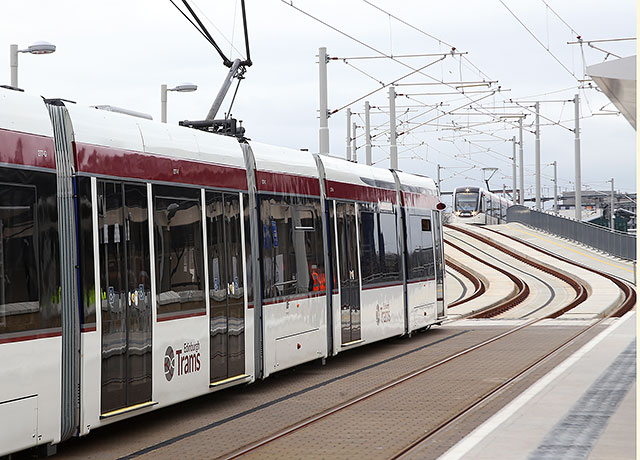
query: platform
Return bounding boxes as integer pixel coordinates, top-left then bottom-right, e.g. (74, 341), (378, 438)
(439, 311), (636, 460)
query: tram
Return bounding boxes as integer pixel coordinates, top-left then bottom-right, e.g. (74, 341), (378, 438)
(0, 87), (446, 456)
(451, 186), (511, 224)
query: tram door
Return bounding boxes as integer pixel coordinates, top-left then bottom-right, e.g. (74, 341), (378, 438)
(99, 181), (152, 414)
(336, 202), (361, 345)
(432, 210), (446, 318)
(206, 192), (245, 383)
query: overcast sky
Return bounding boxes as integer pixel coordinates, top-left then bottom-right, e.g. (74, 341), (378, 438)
(1, 0), (636, 202)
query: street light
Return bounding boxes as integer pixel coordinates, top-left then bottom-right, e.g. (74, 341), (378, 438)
(161, 83), (198, 123)
(10, 41), (57, 87)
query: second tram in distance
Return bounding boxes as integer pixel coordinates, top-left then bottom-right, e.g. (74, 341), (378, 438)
(451, 186), (511, 224)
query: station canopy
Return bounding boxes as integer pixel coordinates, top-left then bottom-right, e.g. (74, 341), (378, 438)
(586, 55), (636, 129)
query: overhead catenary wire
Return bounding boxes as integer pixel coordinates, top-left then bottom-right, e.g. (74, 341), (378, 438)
(498, 0), (579, 81)
(361, 0), (494, 81)
(539, 0), (580, 37)
(330, 56), (447, 115)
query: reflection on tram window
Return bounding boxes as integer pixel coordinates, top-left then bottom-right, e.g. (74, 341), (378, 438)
(407, 215), (435, 281)
(154, 185), (205, 318)
(77, 177), (96, 327)
(0, 183), (38, 332)
(359, 206), (401, 287)
(0, 169), (61, 337)
(328, 202), (339, 294)
(259, 194), (325, 300)
(243, 193), (253, 305)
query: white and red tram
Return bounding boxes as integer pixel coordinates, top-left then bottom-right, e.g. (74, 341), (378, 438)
(0, 87), (446, 456)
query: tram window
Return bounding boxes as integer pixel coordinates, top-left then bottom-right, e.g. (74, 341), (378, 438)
(0, 170), (61, 337)
(243, 193), (253, 306)
(359, 207), (401, 287)
(154, 185), (205, 319)
(328, 202), (338, 294)
(0, 183), (39, 333)
(259, 194), (325, 301)
(406, 215), (434, 281)
(77, 177), (96, 327)
(378, 212), (400, 282)
(359, 210), (379, 285)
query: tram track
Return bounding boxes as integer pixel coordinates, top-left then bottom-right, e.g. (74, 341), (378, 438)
(215, 263), (634, 460)
(390, 310), (631, 459)
(445, 258), (485, 307)
(446, 231), (560, 318)
(217, 318), (543, 460)
(206, 225), (634, 460)
(446, 224), (590, 319)
(444, 237), (530, 317)
(478, 226), (636, 317)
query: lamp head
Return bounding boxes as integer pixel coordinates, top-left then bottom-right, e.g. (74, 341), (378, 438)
(27, 41), (56, 55)
(171, 83), (197, 92)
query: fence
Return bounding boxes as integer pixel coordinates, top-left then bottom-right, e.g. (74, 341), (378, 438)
(506, 205), (636, 261)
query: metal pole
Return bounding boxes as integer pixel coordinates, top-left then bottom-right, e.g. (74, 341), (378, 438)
(352, 122), (357, 163)
(574, 93), (582, 221)
(365, 101), (372, 165)
(161, 84), (168, 123)
(346, 108), (352, 161)
(535, 102), (541, 210)
(518, 120), (524, 205)
(206, 58), (242, 120)
(318, 47), (330, 155)
(437, 164), (441, 192)
(10, 44), (18, 88)
(553, 161), (558, 213)
(512, 136), (517, 205)
(389, 86), (398, 170)
(610, 178), (615, 230)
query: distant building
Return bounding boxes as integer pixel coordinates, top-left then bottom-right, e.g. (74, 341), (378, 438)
(559, 190), (636, 230)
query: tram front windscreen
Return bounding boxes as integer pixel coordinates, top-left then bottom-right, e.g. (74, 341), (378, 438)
(455, 192), (479, 212)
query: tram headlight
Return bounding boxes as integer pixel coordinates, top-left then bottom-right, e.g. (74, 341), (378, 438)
(455, 211), (461, 216)
(471, 211), (477, 216)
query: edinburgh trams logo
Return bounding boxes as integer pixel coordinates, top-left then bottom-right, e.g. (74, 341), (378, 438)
(164, 341), (201, 382)
(375, 303), (391, 325)
(164, 346), (175, 381)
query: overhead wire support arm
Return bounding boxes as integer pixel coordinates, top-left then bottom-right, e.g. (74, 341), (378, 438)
(329, 55), (447, 116)
(329, 51), (468, 60)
